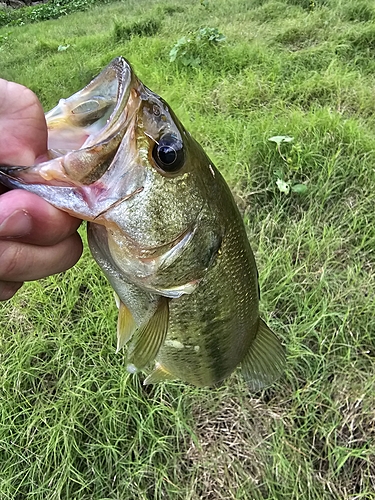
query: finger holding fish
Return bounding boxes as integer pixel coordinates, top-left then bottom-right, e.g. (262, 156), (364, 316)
(0, 190), (82, 246)
(0, 191), (82, 285)
(0, 234), (82, 282)
(0, 78), (84, 300)
(0, 189), (83, 300)
(0, 78), (48, 166)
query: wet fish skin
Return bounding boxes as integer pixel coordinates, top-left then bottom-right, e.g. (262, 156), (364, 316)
(0, 57), (284, 388)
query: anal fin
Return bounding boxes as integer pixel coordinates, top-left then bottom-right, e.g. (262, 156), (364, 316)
(240, 318), (285, 391)
(126, 296), (169, 372)
(143, 362), (175, 385)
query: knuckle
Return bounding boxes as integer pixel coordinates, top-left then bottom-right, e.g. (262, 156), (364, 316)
(0, 243), (26, 280)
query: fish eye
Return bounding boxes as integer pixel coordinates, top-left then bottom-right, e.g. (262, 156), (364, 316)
(152, 133), (185, 173)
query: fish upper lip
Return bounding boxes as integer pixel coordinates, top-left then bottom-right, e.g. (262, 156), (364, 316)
(46, 56), (136, 155)
(87, 57), (135, 146)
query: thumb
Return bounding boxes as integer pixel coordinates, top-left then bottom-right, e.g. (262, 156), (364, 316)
(0, 80), (48, 166)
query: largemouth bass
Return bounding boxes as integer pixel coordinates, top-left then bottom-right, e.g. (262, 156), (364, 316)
(0, 57), (284, 389)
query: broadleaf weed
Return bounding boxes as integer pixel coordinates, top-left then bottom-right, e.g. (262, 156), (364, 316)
(269, 136), (308, 195)
(169, 27), (226, 68)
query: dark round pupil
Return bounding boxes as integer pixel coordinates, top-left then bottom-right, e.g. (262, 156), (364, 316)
(158, 145), (177, 165)
(152, 133), (185, 172)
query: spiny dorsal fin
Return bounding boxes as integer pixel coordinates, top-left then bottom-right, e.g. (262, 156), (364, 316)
(116, 299), (137, 353)
(143, 362), (175, 385)
(240, 318), (285, 391)
(126, 296), (169, 372)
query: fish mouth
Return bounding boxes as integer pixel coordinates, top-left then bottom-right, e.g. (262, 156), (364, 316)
(0, 57), (140, 189)
(46, 57), (134, 155)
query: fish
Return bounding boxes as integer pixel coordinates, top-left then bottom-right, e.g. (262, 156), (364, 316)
(0, 57), (285, 389)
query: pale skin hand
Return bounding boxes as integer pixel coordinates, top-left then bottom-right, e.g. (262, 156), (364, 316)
(0, 79), (83, 300)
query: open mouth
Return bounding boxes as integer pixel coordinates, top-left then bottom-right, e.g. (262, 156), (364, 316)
(46, 57), (134, 156)
(0, 58), (141, 188)
(0, 58), (148, 220)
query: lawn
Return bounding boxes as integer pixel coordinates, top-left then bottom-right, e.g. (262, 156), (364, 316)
(0, 0), (374, 498)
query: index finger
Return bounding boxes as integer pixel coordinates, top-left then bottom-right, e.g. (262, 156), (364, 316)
(0, 190), (82, 245)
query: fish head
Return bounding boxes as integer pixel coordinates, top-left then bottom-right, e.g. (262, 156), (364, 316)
(0, 57), (225, 294)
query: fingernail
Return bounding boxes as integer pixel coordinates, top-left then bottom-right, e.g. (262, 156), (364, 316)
(0, 210), (32, 239)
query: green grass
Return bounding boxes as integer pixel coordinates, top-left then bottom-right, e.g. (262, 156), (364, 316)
(1, 0), (375, 498)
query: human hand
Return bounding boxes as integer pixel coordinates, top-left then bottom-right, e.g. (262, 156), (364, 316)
(0, 79), (83, 300)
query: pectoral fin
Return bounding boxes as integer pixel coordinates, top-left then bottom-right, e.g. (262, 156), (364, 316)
(126, 296), (169, 372)
(116, 297), (137, 353)
(240, 319), (285, 391)
(143, 362), (175, 385)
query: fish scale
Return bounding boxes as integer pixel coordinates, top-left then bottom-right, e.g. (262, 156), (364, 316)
(0, 57), (285, 389)
(158, 184), (259, 386)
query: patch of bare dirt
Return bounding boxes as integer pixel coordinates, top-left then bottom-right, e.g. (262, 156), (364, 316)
(184, 382), (285, 499)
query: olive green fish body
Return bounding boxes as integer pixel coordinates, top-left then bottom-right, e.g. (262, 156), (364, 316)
(154, 171), (258, 386)
(0, 57), (285, 389)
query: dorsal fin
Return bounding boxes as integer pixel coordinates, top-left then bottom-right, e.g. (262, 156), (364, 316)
(126, 296), (169, 372)
(240, 319), (285, 391)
